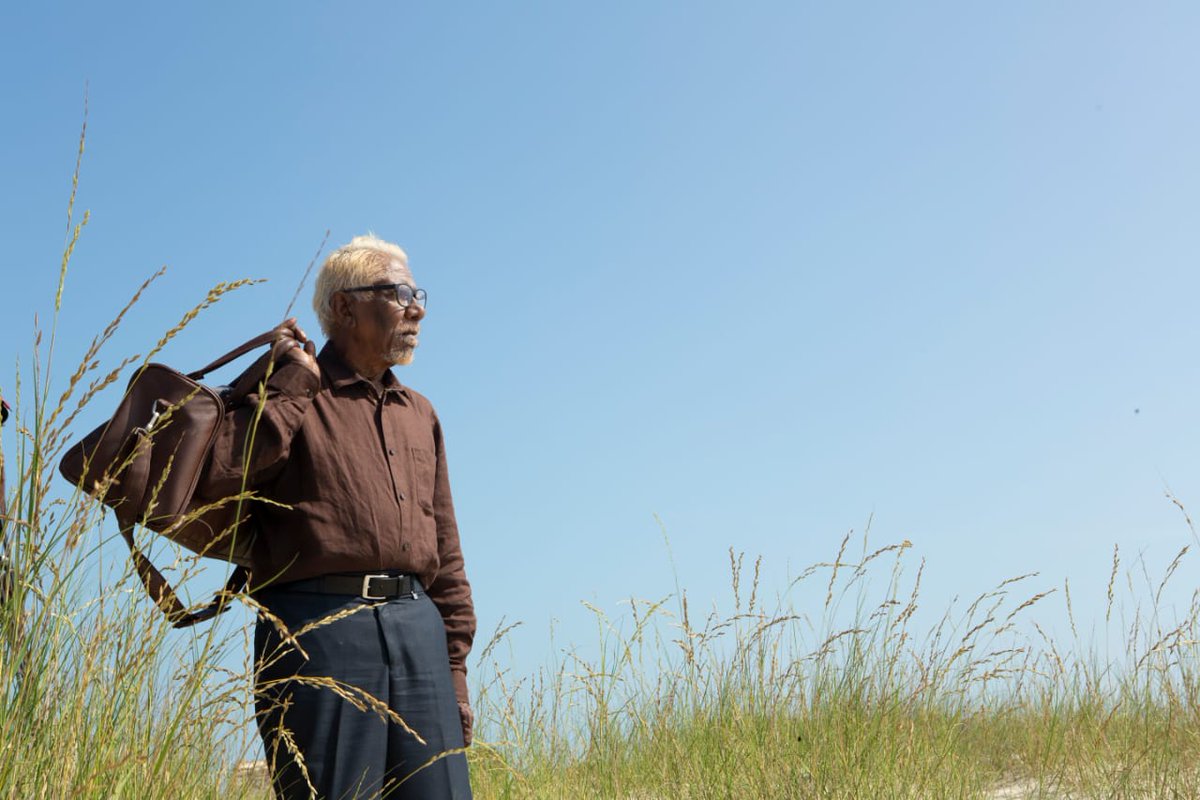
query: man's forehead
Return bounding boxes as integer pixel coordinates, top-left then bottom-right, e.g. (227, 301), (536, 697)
(380, 257), (414, 284)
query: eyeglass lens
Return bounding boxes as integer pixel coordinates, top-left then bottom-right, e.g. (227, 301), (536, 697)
(391, 284), (427, 308)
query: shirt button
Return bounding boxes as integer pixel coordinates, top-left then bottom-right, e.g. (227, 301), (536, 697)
(401, 542), (411, 552)
(388, 448), (395, 456)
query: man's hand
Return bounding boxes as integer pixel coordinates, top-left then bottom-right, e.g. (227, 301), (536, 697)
(272, 317), (318, 380)
(457, 701), (474, 747)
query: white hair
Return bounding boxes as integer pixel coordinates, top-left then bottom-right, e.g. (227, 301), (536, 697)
(312, 234), (409, 336)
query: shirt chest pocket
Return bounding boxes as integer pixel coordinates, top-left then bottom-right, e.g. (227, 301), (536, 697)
(409, 447), (436, 510)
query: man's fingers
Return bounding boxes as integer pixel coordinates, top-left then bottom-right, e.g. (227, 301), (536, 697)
(272, 337), (305, 360)
(272, 320), (315, 350)
(270, 340), (294, 362)
(268, 319), (319, 379)
(273, 318), (306, 342)
(458, 702), (474, 747)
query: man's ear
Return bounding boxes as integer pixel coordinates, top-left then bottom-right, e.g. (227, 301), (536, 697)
(331, 291), (356, 327)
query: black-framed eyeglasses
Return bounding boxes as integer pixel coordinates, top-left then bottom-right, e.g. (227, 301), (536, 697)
(342, 283), (428, 308)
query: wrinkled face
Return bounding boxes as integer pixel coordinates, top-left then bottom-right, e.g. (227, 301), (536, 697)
(374, 259), (425, 367)
(338, 258), (427, 370)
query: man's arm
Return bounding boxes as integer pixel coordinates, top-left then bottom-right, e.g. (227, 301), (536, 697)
(201, 320), (320, 497)
(422, 415), (477, 714)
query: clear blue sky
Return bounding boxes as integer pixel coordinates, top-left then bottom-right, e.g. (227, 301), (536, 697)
(3, 2), (1200, 690)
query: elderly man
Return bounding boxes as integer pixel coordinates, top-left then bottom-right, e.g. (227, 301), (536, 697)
(203, 235), (474, 799)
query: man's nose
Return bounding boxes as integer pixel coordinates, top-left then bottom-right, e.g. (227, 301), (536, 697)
(406, 302), (426, 322)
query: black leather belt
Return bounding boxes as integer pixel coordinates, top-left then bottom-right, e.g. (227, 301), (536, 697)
(282, 573), (421, 600)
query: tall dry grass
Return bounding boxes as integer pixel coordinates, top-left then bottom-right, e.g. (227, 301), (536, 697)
(462, 521), (1200, 800)
(0, 115), (270, 799)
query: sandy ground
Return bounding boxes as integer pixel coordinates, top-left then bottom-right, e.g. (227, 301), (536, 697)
(985, 780), (1163, 800)
(988, 781), (1045, 799)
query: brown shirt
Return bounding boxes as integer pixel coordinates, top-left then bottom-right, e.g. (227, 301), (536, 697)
(202, 344), (475, 703)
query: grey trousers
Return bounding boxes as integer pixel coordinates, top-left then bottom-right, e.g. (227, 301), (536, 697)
(254, 579), (473, 800)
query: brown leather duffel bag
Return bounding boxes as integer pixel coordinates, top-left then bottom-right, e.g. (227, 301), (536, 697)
(59, 330), (278, 627)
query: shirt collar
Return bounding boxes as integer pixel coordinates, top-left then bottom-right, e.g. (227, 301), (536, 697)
(317, 342), (410, 399)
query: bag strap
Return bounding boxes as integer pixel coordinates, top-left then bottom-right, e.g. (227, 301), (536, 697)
(117, 517), (247, 628)
(114, 427), (250, 628)
(187, 330), (279, 381)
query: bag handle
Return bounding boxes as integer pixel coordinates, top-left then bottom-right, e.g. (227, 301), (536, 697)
(187, 330), (280, 381)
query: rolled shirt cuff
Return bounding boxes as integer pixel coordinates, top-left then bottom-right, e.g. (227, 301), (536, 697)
(266, 360), (321, 399)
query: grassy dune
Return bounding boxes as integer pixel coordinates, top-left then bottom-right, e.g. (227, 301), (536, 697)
(465, 534), (1200, 799)
(4, 475), (1198, 799)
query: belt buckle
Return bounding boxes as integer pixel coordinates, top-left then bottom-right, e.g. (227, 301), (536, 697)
(360, 574), (391, 600)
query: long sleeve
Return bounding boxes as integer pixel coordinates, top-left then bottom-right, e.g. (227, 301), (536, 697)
(422, 415), (476, 706)
(200, 361), (320, 498)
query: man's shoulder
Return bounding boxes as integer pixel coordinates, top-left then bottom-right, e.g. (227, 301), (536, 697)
(399, 384), (438, 417)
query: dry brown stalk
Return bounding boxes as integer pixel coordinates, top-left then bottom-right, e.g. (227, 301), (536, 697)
(43, 267), (165, 445)
(274, 718), (318, 800)
(56, 92), (88, 315)
(1006, 589), (1056, 622)
(996, 572), (1038, 591)
(748, 554), (762, 613)
(896, 558), (924, 625)
(1032, 623), (1065, 676)
(961, 616), (995, 644)
(239, 594), (310, 663)
(825, 529), (851, 608)
(1107, 544), (1120, 624)
(1167, 489), (1198, 546)
(1135, 620), (1189, 671)
(1065, 576), (1077, 640)
(1155, 545), (1188, 607)
(144, 278), (265, 365)
(856, 539), (912, 577)
(258, 675), (426, 744)
(869, 600), (901, 621)
(815, 627), (867, 658)
(729, 548), (743, 611)
(292, 601), (381, 638)
(283, 230), (330, 318)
